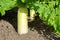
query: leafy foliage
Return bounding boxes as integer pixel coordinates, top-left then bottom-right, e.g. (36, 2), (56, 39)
(36, 0), (60, 35)
(20, 0), (60, 35)
(0, 0), (16, 16)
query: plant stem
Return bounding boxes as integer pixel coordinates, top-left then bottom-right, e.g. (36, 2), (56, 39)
(30, 9), (35, 21)
(18, 7), (28, 35)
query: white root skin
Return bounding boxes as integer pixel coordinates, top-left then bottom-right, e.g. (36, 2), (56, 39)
(18, 7), (28, 35)
(30, 9), (35, 21)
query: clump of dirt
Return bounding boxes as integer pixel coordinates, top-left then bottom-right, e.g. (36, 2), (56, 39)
(0, 20), (20, 40)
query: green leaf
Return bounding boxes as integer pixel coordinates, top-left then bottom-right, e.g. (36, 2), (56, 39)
(0, 0), (16, 16)
(36, 1), (60, 35)
(21, 0), (25, 3)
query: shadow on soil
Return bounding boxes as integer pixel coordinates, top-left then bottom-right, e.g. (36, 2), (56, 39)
(0, 9), (60, 40)
(28, 14), (60, 40)
(0, 9), (17, 32)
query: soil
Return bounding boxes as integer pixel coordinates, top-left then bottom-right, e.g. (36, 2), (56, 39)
(0, 9), (60, 40)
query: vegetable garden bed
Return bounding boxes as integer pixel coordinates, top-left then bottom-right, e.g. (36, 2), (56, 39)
(0, 0), (60, 40)
(0, 10), (60, 40)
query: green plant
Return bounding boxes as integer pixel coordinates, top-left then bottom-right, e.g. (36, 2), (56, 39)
(17, 0), (38, 35)
(0, 0), (37, 35)
(0, 0), (16, 16)
(37, 0), (60, 35)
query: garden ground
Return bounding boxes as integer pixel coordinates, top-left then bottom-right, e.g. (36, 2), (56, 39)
(0, 10), (60, 40)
